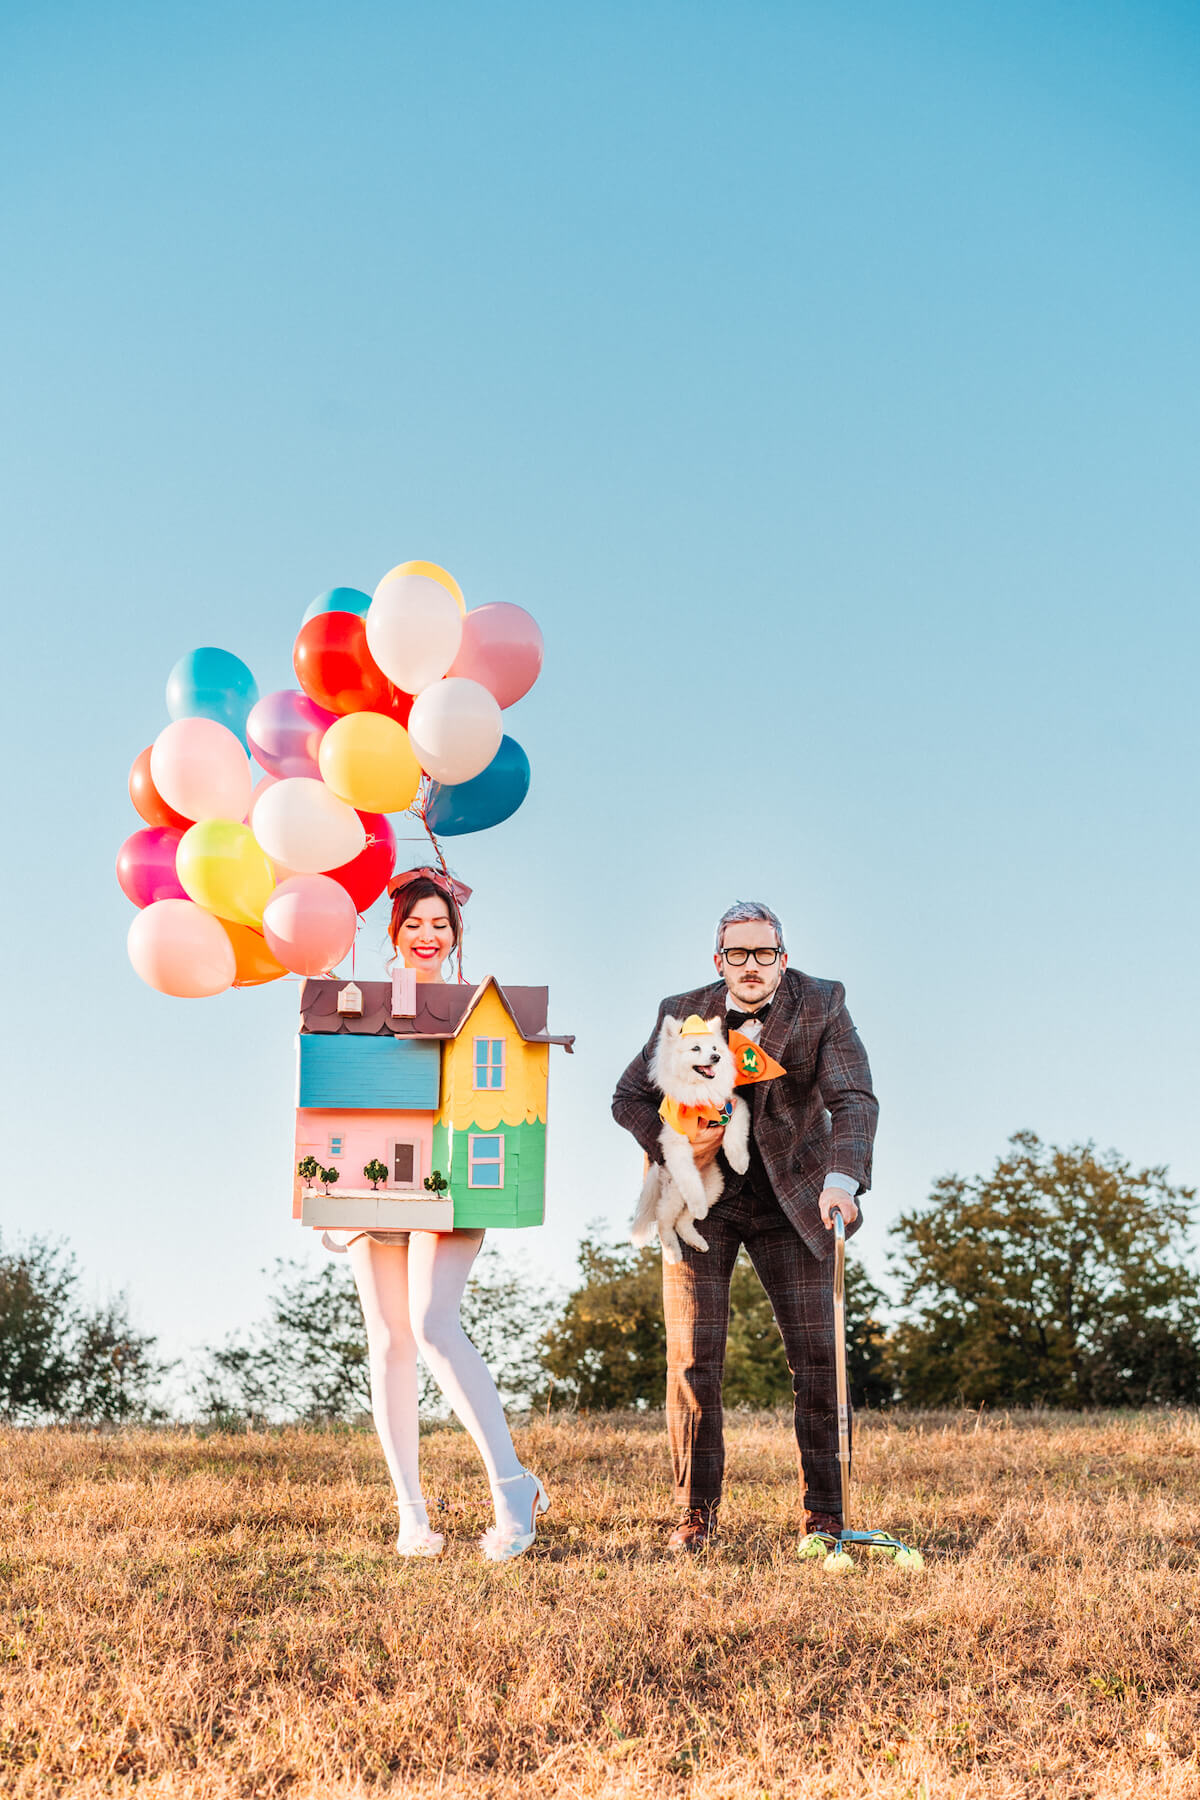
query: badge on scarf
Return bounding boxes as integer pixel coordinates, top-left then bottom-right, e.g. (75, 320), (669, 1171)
(729, 1030), (786, 1087)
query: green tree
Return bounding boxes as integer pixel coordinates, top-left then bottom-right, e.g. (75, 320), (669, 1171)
(889, 1132), (1200, 1407)
(541, 1236), (667, 1408)
(0, 1235), (170, 1424)
(543, 1231), (892, 1410)
(0, 1237), (77, 1421)
(68, 1298), (171, 1424)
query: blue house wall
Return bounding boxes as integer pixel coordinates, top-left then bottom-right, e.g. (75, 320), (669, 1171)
(298, 1036), (441, 1111)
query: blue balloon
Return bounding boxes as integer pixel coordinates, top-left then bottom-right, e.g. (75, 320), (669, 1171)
(302, 587), (372, 626)
(165, 647), (259, 747)
(425, 736), (531, 836)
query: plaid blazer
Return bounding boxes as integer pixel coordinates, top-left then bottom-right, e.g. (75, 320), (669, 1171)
(611, 968), (879, 1260)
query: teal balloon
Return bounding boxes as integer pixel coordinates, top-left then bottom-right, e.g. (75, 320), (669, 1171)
(302, 587), (372, 625)
(165, 647), (259, 748)
(425, 736), (531, 836)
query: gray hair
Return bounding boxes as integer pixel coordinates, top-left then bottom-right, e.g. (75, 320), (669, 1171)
(715, 900), (786, 951)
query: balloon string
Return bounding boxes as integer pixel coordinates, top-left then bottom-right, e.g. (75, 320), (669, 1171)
(413, 777), (465, 984)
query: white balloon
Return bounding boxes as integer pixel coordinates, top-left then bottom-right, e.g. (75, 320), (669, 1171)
(407, 678), (503, 786)
(251, 777), (366, 874)
(366, 572), (463, 694)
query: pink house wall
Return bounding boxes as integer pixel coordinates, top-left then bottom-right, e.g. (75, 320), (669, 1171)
(292, 1109), (435, 1219)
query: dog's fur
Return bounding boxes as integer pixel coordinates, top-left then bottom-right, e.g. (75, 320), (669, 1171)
(630, 1015), (751, 1263)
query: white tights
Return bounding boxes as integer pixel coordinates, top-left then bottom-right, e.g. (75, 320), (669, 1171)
(348, 1229), (533, 1538)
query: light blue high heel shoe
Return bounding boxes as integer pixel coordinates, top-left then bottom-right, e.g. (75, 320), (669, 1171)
(480, 1472), (549, 1563)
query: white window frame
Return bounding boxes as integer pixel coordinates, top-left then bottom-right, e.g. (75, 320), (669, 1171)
(388, 1137), (421, 1191)
(467, 1132), (505, 1189)
(472, 1036), (506, 1091)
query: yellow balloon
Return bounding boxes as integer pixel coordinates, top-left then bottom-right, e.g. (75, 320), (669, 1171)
(379, 559), (466, 616)
(177, 820), (275, 928)
(318, 712), (422, 814)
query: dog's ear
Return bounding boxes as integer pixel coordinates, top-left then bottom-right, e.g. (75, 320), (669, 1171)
(706, 1016), (722, 1036)
(661, 1015), (681, 1037)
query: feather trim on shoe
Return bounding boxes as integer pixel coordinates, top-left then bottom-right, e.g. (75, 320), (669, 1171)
(479, 1522), (536, 1562)
(395, 1528), (444, 1558)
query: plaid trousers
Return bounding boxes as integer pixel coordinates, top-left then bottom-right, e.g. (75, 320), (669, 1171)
(661, 1175), (847, 1517)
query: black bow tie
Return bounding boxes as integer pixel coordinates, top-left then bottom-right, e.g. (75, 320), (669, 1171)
(727, 1002), (772, 1032)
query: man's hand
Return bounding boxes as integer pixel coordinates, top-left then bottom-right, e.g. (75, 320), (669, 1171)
(692, 1125), (725, 1171)
(819, 1185), (859, 1229)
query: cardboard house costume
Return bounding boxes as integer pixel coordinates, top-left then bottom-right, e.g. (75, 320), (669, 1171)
(294, 967), (574, 1233)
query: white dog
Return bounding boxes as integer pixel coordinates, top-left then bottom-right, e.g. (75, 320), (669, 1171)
(630, 1014), (751, 1264)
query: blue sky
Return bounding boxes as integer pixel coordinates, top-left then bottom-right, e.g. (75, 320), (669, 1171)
(2, 1), (1198, 1373)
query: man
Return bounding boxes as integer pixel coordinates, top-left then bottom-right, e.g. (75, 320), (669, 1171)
(612, 900), (878, 1551)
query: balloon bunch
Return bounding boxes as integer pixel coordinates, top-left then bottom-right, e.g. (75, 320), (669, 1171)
(118, 562), (543, 998)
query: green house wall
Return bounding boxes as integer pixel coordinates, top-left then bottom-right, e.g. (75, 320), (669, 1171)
(430, 1120), (546, 1230)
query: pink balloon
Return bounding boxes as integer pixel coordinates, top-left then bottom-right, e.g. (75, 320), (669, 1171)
(150, 717), (252, 822)
(262, 875), (358, 976)
(247, 689), (338, 779)
(116, 827), (187, 908)
(127, 899), (237, 997)
(447, 603), (544, 708)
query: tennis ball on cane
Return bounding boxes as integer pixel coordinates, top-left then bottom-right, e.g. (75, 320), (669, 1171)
(796, 1533), (829, 1561)
(893, 1547), (925, 1572)
(823, 1549), (856, 1574)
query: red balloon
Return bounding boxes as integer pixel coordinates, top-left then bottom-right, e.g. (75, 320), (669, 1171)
(129, 745), (191, 829)
(327, 811), (397, 913)
(293, 612), (411, 723)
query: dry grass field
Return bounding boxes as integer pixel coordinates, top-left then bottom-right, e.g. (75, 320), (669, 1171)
(3, 1411), (1200, 1799)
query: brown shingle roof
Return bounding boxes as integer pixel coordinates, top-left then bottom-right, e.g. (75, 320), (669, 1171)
(299, 977), (574, 1051)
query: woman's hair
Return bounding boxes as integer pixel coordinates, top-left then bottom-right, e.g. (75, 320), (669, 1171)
(387, 876), (462, 951)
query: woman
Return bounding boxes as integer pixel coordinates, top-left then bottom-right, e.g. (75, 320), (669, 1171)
(339, 867), (548, 1562)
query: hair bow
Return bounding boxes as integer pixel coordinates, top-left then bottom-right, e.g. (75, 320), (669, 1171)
(386, 865), (473, 908)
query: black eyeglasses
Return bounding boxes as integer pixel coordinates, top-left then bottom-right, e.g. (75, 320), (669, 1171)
(719, 946), (784, 966)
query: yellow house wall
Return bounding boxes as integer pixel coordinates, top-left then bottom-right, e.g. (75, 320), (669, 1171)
(437, 985), (548, 1129)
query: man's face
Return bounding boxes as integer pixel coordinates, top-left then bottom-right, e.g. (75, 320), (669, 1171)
(713, 919), (788, 1009)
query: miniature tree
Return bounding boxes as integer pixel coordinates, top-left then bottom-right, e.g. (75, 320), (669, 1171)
(423, 1170), (449, 1195)
(363, 1159), (388, 1190)
(319, 1165), (340, 1195)
(297, 1156), (320, 1187)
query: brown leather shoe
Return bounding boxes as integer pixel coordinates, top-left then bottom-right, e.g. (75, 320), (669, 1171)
(668, 1506), (718, 1552)
(804, 1510), (843, 1539)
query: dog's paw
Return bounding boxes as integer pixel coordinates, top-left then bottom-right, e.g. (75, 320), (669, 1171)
(726, 1143), (750, 1175)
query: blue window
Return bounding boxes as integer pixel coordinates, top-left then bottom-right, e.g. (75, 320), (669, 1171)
(467, 1134), (504, 1188)
(473, 1037), (506, 1091)
(327, 1134), (345, 1157)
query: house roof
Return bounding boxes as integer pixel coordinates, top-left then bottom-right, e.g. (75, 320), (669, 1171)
(299, 977), (574, 1052)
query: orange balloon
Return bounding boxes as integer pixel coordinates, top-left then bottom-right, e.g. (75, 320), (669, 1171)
(220, 920), (289, 987)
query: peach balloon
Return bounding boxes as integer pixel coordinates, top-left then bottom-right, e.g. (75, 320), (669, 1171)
(150, 717), (252, 824)
(127, 899), (237, 998)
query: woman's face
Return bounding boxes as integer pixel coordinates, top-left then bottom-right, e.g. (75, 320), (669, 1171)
(395, 895), (456, 979)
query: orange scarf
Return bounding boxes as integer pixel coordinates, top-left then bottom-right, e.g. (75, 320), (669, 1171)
(659, 1095), (734, 1143)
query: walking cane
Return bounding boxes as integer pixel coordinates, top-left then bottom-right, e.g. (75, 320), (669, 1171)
(797, 1213), (925, 1572)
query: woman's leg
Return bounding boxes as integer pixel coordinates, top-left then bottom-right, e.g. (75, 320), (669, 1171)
(407, 1230), (540, 1541)
(347, 1234), (433, 1539)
